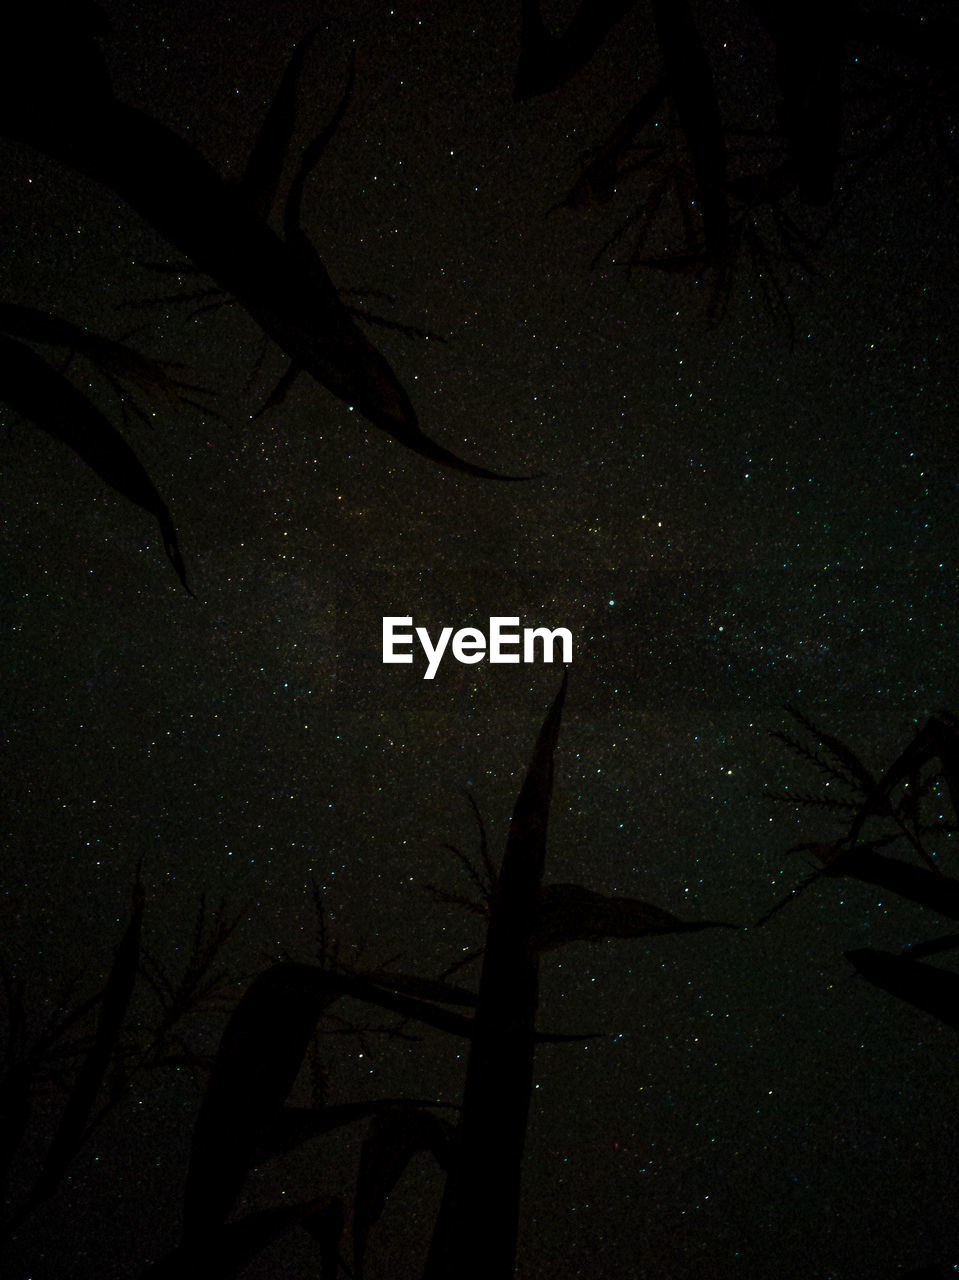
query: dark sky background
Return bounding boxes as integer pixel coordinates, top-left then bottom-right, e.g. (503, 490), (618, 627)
(2, 1), (958, 1277)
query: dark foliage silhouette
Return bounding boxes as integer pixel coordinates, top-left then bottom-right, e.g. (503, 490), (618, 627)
(525, 0), (959, 332)
(1, 681), (737, 1277)
(0, 6), (524, 590)
(763, 707), (959, 1028)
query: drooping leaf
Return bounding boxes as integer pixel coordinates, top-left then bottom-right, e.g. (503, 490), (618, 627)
(426, 674), (567, 1280)
(757, 841), (959, 927)
(824, 848), (959, 922)
(251, 361), (301, 420)
(0, 332), (192, 593)
(283, 51), (356, 242)
(354, 1105), (454, 1279)
(855, 714), (959, 837)
(3, 33), (522, 480)
(326, 965), (592, 1043)
(534, 882), (738, 949)
(846, 948), (959, 1032)
(0, 302), (192, 409)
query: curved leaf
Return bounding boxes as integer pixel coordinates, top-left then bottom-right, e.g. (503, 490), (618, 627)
(2, 33), (524, 480)
(847, 948), (959, 1031)
(534, 882), (738, 949)
(0, 332), (192, 593)
(0, 302), (190, 409)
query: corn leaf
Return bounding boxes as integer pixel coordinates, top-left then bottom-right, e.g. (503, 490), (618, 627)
(0, 332), (192, 594)
(762, 5), (842, 203)
(239, 27), (321, 221)
(534, 882), (738, 949)
(4, 44), (521, 480)
(558, 78), (668, 212)
(426, 673), (567, 1280)
(846, 948), (959, 1032)
(825, 849), (959, 921)
(357, 969), (480, 1008)
(0, 302), (191, 408)
(186, 959), (586, 1234)
(860, 714), (959, 832)
(902, 934), (959, 960)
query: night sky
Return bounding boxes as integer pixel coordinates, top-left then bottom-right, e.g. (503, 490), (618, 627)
(2, 2), (958, 1277)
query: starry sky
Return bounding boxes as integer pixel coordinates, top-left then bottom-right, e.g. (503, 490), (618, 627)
(2, 1), (958, 1277)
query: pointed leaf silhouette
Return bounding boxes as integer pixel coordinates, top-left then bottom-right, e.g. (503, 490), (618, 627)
(846, 948), (959, 1032)
(759, 4), (842, 203)
(2, 24), (522, 480)
(534, 882), (738, 949)
(0, 302), (192, 409)
(357, 969), (480, 1008)
(239, 26), (321, 221)
(853, 714), (959, 839)
(426, 673), (567, 1280)
(824, 849), (959, 922)
(557, 78), (668, 212)
(0, 333), (192, 593)
(758, 843), (959, 927)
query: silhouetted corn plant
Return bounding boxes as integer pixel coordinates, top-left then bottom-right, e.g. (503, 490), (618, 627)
(528, 1), (956, 338)
(424, 674), (737, 1279)
(763, 707), (959, 1028)
(0, 11), (521, 495)
(4, 684), (738, 1276)
(0, 311), (199, 593)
